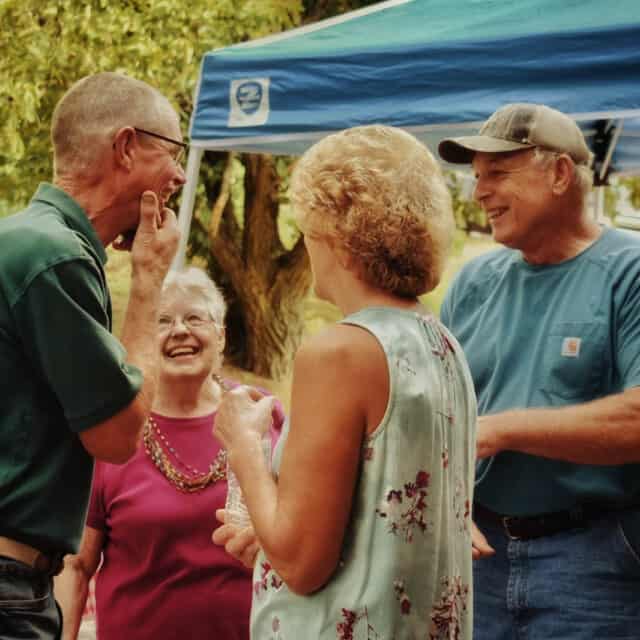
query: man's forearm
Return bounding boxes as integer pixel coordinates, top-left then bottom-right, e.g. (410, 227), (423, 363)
(482, 387), (640, 464)
(117, 192), (179, 418)
(118, 274), (163, 414)
(78, 273), (163, 463)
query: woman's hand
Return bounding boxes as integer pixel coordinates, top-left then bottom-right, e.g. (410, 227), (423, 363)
(214, 386), (275, 456)
(212, 509), (261, 569)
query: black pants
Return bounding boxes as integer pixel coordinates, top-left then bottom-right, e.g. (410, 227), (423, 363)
(0, 556), (61, 640)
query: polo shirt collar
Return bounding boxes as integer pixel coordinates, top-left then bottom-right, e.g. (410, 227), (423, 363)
(31, 183), (108, 265)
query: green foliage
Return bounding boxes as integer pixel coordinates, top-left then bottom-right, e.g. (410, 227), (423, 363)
(302, 0), (378, 22)
(445, 171), (488, 234)
(0, 199), (20, 219)
(229, 156), (247, 228)
(620, 177), (640, 210)
(602, 176), (640, 224)
(274, 156), (301, 250)
(0, 0), (303, 212)
(604, 183), (620, 222)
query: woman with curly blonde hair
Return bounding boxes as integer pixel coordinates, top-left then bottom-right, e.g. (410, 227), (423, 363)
(214, 125), (477, 640)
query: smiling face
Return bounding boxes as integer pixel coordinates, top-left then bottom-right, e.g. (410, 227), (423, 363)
(134, 117), (187, 208)
(116, 109), (187, 242)
(156, 290), (224, 383)
(472, 149), (557, 252)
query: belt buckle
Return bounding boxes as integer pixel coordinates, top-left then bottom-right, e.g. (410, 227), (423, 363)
(502, 516), (522, 540)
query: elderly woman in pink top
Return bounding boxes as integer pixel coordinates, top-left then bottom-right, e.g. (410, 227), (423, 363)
(55, 267), (284, 640)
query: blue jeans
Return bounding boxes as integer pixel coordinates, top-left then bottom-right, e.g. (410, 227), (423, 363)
(0, 556), (61, 640)
(473, 507), (640, 639)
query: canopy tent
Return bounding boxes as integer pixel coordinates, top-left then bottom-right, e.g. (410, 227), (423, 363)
(175, 0), (640, 265)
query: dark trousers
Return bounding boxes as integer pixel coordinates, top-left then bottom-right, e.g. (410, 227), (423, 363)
(0, 556), (61, 640)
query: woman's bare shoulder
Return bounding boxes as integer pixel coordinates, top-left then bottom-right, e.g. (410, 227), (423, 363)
(296, 322), (382, 365)
(293, 323), (387, 399)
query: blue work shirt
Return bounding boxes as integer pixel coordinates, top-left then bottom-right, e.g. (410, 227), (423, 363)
(441, 228), (640, 515)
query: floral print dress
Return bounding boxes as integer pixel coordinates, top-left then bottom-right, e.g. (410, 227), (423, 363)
(251, 307), (477, 640)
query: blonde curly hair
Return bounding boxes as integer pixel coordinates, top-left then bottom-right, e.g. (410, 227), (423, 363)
(291, 125), (454, 297)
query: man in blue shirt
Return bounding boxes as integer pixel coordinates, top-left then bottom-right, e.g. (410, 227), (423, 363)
(0, 72), (184, 638)
(439, 103), (640, 639)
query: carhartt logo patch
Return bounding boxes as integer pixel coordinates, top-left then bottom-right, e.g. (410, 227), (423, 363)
(561, 337), (581, 357)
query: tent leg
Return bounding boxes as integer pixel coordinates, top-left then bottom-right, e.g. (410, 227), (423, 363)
(595, 186), (606, 224)
(588, 186), (606, 223)
(171, 147), (204, 271)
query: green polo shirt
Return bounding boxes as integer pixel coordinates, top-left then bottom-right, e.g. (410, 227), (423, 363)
(0, 183), (142, 554)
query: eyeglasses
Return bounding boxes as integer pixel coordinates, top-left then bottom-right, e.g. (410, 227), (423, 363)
(134, 127), (188, 165)
(158, 313), (214, 332)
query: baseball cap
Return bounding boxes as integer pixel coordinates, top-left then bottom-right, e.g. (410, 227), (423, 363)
(438, 103), (593, 166)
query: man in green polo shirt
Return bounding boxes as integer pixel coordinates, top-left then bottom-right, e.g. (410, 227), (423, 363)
(0, 72), (184, 638)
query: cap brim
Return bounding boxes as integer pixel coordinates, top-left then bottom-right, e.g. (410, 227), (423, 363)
(438, 135), (535, 164)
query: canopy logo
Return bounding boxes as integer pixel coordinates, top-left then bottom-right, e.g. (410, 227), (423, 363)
(237, 82), (263, 115)
(228, 78), (270, 127)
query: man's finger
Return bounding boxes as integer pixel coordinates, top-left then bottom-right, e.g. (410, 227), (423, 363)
(139, 191), (160, 230)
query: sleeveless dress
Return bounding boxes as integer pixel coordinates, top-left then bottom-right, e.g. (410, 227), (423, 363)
(250, 307), (477, 640)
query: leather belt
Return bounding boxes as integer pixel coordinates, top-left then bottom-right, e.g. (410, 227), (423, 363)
(474, 502), (602, 541)
(0, 536), (64, 576)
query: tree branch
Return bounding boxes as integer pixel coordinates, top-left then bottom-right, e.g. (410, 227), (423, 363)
(271, 236), (311, 301)
(211, 222), (244, 281)
(242, 154), (281, 273)
(209, 151), (235, 239)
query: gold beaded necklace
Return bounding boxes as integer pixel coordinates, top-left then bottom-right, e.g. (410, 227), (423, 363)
(143, 416), (227, 493)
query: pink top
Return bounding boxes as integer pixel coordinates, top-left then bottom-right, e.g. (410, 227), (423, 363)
(87, 400), (284, 640)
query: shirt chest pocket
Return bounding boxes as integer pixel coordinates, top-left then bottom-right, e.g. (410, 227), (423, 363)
(541, 321), (609, 400)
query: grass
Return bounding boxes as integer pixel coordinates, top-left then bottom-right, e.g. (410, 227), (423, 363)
(105, 233), (497, 407)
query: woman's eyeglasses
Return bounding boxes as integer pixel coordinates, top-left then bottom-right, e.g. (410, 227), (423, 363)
(157, 313), (214, 332)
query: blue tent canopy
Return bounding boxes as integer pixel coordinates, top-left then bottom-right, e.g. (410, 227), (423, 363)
(175, 0), (640, 263)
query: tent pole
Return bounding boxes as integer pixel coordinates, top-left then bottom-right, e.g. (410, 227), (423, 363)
(171, 147), (204, 271)
(594, 186), (606, 223)
(598, 120), (623, 184)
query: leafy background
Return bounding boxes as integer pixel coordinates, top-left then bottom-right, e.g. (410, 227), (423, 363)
(3, 0), (639, 394)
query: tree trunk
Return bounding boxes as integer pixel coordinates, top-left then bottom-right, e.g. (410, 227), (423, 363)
(208, 153), (311, 380)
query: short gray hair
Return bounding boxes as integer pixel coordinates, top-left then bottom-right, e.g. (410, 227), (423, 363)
(161, 267), (227, 327)
(51, 71), (178, 176)
(532, 147), (593, 197)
